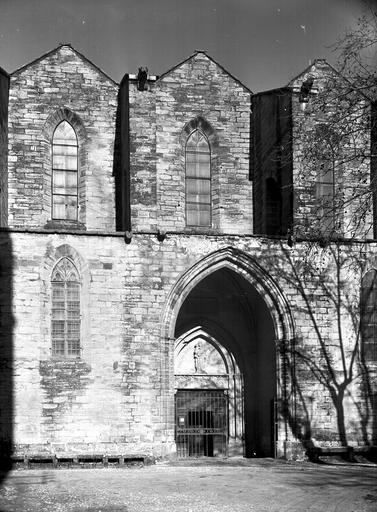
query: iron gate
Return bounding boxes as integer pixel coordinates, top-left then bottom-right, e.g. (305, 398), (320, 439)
(175, 389), (228, 458)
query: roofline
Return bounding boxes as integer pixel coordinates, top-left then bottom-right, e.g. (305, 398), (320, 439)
(287, 58), (371, 101)
(253, 86), (292, 97)
(286, 59), (329, 85)
(157, 50), (252, 94)
(11, 44), (118, 86)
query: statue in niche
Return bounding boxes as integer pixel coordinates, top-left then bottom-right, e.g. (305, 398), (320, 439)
(193, 342), (202, 373)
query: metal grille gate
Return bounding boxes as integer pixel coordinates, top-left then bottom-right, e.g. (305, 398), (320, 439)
(175, 389), (228, 458)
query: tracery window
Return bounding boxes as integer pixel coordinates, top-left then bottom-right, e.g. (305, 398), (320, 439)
(316, 161), (335, 234)
(51, 258), (81, 357)
(313, 123), (340, 235)
(52, 121), (78, 220)
(186, 130), (211, 226)
(361, 269), (377, 363)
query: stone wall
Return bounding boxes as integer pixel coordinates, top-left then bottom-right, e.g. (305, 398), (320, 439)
(127, 52), (253, 235)
(1, 229), (375, 457)
(128, 79), (157, 231)
(7, 45), (118, 231)
(2, 47), (376, 461)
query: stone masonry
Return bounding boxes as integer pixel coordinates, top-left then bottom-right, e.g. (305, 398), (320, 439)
(0, 45), (376, 461)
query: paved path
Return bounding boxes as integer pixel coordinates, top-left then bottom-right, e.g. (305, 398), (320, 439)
(0, 459), (376, 511)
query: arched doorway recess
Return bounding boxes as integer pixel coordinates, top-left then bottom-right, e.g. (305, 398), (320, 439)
(161, 247), (295, 458)
(174, 327), (243, 457)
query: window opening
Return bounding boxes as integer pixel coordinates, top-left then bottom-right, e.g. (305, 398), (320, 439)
(265, 177), (282, 235)
(313, 123), (340, 235)
(316, 161), (335, 234)
(361, 269), (377, 363)
(51, 258), (80, 357)
(52, 121), (78, 220)
(186, 130), (211, 227)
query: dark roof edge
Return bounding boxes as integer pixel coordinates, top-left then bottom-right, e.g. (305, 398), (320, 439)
(157, 50), (253, 93)
(253, 86), (292, 97)
(11, 44), (118, 86)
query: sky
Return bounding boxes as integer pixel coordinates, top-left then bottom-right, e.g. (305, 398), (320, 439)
(0, 0), (370, 92)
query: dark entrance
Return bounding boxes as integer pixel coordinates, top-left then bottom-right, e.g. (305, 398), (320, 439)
(175, 267), (277, 457)
(175, 389), (228, 458)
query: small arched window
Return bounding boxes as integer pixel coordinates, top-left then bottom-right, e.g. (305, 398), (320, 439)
(361, 269), (377, 363)
(51, 258), (81, 357)
(186, 130), (211, 226)
(52, 121), (78, 220)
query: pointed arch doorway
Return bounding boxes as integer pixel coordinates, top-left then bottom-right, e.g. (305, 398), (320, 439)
(164, 248), (292, 458)
(174, 327), (243, 457)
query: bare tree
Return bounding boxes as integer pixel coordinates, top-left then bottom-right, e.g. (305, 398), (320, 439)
(292, 6), (377, 243)
(279, 10), (377, 451)
(336, 5), (377, 100)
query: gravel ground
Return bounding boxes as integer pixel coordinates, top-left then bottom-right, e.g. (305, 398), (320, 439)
(0, 458), (376, 512)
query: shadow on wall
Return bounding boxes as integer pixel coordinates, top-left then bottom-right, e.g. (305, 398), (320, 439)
(113, 73), (130, 233)
(267, 240), (377, 456)
(0, 66), (13, 482)
(0, 232), (13, 481)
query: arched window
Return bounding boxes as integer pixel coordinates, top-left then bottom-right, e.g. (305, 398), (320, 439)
(186, 130), (211, 227)
(51, 258), (80, 357)
(313, 124), (339, 235)
(361, 269), (377, 363)
(52, 121), (78, 220)
(316, 161), (335, 234)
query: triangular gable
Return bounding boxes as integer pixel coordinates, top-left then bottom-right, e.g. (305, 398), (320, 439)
(287, 58), (370, 100)
(11, 44), (117, 86)
(287, 59), (336, 86)
(157, 51), (252, 93)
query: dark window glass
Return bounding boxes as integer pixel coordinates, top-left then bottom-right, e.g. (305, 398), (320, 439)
(316, 161), (335, 234)
(52, 121), (78, 220)
(186, 130), (211, 226)
(265, 177), (281, 235)
(51, 258), (80, 357)
(361, 270), (377, 363)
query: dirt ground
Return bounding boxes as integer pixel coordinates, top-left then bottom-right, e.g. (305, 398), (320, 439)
(0, 458), (376, 512)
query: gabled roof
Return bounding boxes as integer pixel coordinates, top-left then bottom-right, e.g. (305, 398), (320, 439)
(287, 58), (339, 87)
(11, 44), (118, 86)
(287, 58), (370, 100)
(157, 50), (252, 93)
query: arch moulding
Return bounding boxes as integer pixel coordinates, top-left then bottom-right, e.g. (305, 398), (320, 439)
(161, 246), (295, 345)
(158, 246), (297, 458)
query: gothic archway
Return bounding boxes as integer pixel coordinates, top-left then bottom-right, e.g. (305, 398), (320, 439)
(160, 247), (295, 458)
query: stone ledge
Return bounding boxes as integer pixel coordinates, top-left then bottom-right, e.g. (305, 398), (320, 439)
(307, 445), (377, 463)
(9, 453), (155, 470)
